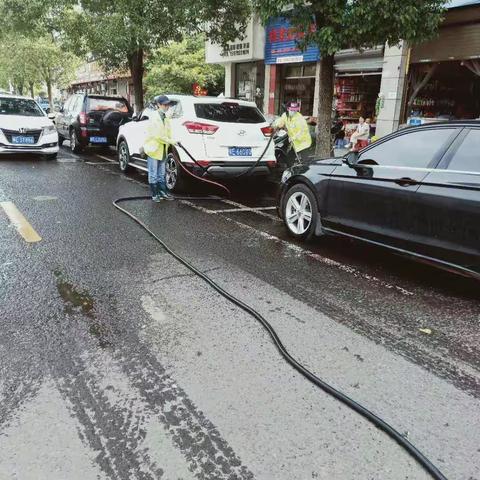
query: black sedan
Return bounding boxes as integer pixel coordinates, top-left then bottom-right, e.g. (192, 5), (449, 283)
(278, 122), (480, 279)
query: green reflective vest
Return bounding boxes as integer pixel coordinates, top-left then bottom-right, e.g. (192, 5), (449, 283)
(144, 112), (175, 160)
(275, 112), (312, 153)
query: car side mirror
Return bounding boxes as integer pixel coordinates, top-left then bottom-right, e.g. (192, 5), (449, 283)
(343, 151), (358, 167)
(47, 113), (56, 120)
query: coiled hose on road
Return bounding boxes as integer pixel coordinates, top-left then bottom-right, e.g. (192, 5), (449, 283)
(112, 144), (448, 480)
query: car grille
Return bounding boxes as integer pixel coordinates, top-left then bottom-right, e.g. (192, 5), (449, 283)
(1, 128), (42, 144)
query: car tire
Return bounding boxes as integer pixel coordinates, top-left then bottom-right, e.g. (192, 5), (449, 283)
(282, 183), (319, 241)
(118, 140), (131, 173)
(166, 151), (189, 192)
(70, 129), (83, 153)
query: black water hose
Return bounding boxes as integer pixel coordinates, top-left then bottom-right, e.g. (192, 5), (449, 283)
(112, 193), (448, 480)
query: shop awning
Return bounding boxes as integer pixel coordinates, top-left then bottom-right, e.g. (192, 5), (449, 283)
(447, 0), (480, 9)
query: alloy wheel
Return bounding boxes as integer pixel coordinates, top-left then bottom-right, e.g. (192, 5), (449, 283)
(165, 155), (178, 190)
(285, 192), (313, 235)
(118, 142), (128, 170)
(70, 131), (76, 151)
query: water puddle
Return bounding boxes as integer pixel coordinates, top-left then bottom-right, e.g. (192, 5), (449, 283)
(54, 270), (111, 348)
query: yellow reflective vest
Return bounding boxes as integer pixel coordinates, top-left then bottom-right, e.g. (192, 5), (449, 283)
(275, 112), (312, 153)
(144, 112), (175, 160)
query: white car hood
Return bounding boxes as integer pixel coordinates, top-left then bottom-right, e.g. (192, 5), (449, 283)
(0, 114), (52, 130)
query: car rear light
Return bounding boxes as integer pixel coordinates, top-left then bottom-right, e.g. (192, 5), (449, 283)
(183, 121), (218, 135)
(79, 112), (88, 126)
(196, 160), (211, 167)
(261, 126), (273, 137)
(267, 160), (276, 168)
(80, 128), (88, 138)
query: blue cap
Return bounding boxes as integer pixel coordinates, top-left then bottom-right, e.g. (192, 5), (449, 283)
(153, 95), (172, 105)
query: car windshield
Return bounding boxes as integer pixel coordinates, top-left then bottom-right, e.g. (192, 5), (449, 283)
(194, 103), (265, 124)
(0, 97), (44, 117)
(87, 97), (129, 113)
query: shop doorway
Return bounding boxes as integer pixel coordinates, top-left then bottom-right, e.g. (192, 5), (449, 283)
(406, 60), (480, 124)
(235, 62), (265, 111)
(280, 63), (316, 116)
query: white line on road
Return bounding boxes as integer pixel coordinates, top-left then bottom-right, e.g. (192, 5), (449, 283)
(180, 199), (414, 297)
(220, 198), (280, 221)
(96, 154), (116, 163)
(213, 206), (277, 214)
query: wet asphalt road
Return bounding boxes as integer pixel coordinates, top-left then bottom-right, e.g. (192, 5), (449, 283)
(0, 146), (479, 480)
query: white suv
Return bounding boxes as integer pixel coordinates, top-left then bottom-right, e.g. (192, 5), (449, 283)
(116, 95), (276, 190)
(0, 95), (59, 159)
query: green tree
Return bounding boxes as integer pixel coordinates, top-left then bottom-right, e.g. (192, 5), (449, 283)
(0, 34), (79, 106)
(253, 0), (446, 156)
(64, 0), (251, 111)
(144, 35), (224, 97)
(0, 35), (43, 96)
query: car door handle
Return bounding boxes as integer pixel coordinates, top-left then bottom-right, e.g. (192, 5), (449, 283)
(394, 177), (418, 187)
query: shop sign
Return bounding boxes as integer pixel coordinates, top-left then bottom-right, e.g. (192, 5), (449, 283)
(265, 17), (320, 65)
(193, 83), (208, 96)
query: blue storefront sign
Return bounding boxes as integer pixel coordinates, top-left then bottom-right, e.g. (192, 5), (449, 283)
(265, 17), (320, 65)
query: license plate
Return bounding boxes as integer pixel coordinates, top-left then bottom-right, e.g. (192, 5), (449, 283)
(11, 136), (35, 145)
(229, 147), (252, 157)
(90, 136), (108, 144)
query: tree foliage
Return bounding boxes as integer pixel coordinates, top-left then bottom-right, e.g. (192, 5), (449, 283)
(0, 33), (79, 104)
(253, 0), (446, 155)
(144, 35), (224, 97)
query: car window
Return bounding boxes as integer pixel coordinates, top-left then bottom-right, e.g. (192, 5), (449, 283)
(62, 97), (73, 113)
(358, 128), (456, 168)
(194, 102), (265, 124)
(72, 96), (84, 114)
(0, 97), (44, 117)
(87, 97), (129, 113)
(447, 129), (480, 173)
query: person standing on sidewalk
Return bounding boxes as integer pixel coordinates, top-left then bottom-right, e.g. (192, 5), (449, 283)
(143, 95), (177, 202)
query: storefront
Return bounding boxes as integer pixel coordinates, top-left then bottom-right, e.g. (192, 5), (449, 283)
(264, 17), (320, 116)
(405, 1), (480, 125)
(205, 19), (266, 109)
(334, 48), (384, 138)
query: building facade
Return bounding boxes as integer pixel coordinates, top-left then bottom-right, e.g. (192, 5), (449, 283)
(206, 1), (480, 138)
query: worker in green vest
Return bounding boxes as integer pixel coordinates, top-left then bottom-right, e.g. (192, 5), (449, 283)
(143, 95), (177, 202)
(274, 101), (312, 162)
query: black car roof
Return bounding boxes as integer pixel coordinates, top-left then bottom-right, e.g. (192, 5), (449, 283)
(85, 94), (128, 101)
(405, 120), (480, 129)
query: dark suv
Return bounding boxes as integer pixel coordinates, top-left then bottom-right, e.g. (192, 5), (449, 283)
(56, 94), (132, 153)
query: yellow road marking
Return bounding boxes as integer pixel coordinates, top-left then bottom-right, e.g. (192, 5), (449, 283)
(0, 201), (42, 243)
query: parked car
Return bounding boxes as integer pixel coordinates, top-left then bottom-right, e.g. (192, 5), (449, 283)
(56, 94), (132, 153)
(0, 94), (59, 159)
(116, 95), (276, 191)
(278, 121), (480, 279)
(37, 98), (51, 113)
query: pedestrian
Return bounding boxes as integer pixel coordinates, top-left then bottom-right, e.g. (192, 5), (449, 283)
(347, 116), (370, 151)
(143, 95), (177, 202)
(331, 115), (346, 148)
(274, 101), (312, 163)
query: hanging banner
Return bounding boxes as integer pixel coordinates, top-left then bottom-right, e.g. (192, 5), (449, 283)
(265, 17), (320, 65)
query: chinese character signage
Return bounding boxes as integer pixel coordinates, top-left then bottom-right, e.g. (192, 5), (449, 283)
(221, 42), (251, 57)
(265, 17), (320, 65)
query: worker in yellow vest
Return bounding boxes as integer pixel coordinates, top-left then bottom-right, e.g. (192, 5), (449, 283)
(274, 101), (312, 162)
(143, 95), (177, 202)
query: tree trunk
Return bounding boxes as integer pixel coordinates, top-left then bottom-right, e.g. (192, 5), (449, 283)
(17, 82), (24, 96)
(29, 82), (35, 99)
(128, 49), (144, 112)
(315, 54), (335, 158)
(46, 79), (53, 110)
